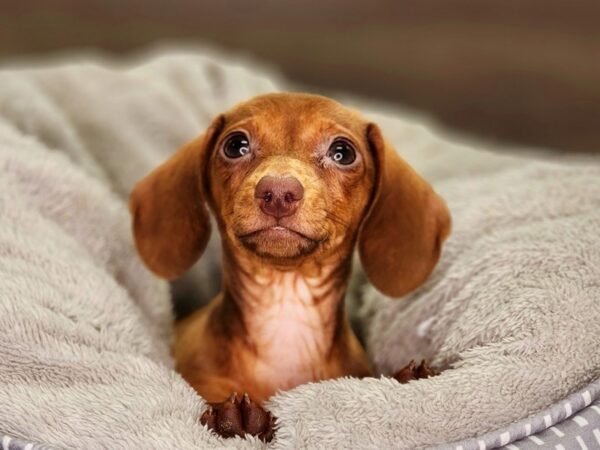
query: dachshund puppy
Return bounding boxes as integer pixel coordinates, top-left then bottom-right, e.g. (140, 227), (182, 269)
(129, 93), (450, 441)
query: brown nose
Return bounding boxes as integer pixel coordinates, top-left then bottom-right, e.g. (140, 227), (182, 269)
(254, 175), (304, 219)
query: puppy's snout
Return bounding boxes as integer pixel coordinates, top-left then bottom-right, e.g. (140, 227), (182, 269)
(254, 175), (304, 219)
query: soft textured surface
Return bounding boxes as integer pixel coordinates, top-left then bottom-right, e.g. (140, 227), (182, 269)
(440, 379), (600, 450)
(0, 49), (598, 449)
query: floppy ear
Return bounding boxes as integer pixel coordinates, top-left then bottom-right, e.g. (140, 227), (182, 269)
(129, 116), (224, 279)
(358, 123), (451, 298)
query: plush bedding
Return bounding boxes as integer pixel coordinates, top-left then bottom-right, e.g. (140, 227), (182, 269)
(0, 49), (599, 449)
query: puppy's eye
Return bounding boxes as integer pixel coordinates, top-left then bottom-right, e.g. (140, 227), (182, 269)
(223, 132), (251, 159)
(327, 139), (356, 166)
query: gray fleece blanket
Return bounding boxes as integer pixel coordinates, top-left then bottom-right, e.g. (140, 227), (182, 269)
(0, 49), (599, 449)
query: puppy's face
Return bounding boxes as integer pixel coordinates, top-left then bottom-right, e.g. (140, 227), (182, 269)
(131, 92), (450, 297)
(207, 94), (376, 264)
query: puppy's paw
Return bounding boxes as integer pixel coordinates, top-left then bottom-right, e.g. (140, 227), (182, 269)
(393, 359), (438, 384)
(200, 393), (275, 442)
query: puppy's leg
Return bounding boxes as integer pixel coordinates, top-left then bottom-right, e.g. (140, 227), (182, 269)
(393, 359), (438, 384)
(200, 393), (276, 442)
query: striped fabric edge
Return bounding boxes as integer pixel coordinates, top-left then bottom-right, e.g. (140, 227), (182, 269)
(0, 435), (54, 450)
(435, 377), (600, 450)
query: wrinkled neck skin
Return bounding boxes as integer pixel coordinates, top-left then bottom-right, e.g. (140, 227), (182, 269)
(217, 242), (353, 386)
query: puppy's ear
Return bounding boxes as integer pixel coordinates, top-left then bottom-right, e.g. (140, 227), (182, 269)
(129, 115), (224, 279)
(358, 123), (451, 297)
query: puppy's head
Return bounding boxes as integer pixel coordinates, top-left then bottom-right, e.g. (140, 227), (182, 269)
(208, 95), (376, 267)
(130, 93), (450, 297)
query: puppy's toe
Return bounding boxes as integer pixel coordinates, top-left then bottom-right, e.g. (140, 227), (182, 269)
(241, 393), (276, 442)
(241, 393), (268, 435)
(217, 393), (245, 438)
(393, 359), (439, 384)
(393, 359), (417, 383)
(200, 405), (217, 430)
(261, 414), (276, 443)
(415, 359), (438, 379)
(201, 393), (245, 438)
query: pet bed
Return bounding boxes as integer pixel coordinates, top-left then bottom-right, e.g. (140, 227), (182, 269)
(0, 48), (598, 449)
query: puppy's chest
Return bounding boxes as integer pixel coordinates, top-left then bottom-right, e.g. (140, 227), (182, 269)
(246, 274), (335, 390)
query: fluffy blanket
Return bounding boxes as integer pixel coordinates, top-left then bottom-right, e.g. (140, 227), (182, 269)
(0, 49), (598, 449)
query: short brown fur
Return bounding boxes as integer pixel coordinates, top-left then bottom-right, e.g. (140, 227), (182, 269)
(130, 93), (450, 405)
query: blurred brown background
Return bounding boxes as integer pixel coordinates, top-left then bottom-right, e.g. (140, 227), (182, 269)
(1, 0), (599, 153)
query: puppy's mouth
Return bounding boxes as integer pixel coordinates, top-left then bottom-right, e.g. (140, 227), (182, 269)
(237, 225), (324, 260)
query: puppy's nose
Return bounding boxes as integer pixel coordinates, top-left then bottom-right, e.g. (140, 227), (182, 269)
(255, 175), (304, 219)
